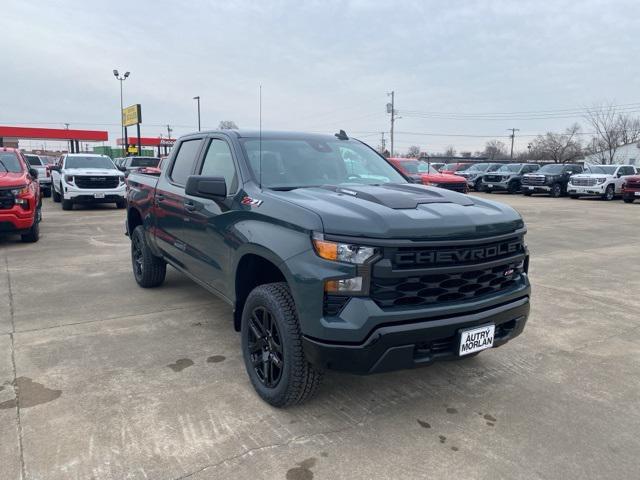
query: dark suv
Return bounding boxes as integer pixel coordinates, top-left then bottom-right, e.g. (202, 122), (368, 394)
(522, 163), (583, 197)
(482, 164), (540, 193)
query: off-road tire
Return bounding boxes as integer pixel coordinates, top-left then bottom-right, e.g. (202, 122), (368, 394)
(131, 225), (166, 288)
(241, 283), (323, 407)
(21, 211), (40, 243)
(623, 197), (635, 204)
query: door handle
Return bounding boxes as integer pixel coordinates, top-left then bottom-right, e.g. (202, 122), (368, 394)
(156, 194), (166, 202)
(184, 200), (197, 212)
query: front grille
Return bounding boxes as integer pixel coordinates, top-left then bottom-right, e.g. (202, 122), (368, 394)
(370, 235), (527, 310)
(483, 175), (504, 183)
(74, 176), (120, 189)
(571, 178), (596, 187)
(436, 182), (467, 193)
(522, 175), (545, 186)
(0, 189), (14, 210)
(625, 180), (640, 189)
(371, 260), (525, 309)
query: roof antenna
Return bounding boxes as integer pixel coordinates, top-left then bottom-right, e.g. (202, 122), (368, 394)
(335, 129), (349, 140)
(259, 84), (263, 190)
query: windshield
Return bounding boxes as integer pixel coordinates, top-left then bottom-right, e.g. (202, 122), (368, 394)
(240, 138), (406, 189)
(0, 152), (24, 173)
(130, 157), (160, 168)
(586, 165), (616, 175)
(443, 163), (471, 171)
(537, 164), (565, 174)
(25, 155), (43, 166)
(65, 156), (115, 169)
(417, 162), (439, 174)
(466, 163), (491, 172)
(497, 164), (522, 173)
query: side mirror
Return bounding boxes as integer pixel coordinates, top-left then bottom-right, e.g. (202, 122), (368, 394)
(118, 165), (126, 172)
(51, 165), (61, 172)
(29, 168), (38, 179)
(185, 175), (227, 199)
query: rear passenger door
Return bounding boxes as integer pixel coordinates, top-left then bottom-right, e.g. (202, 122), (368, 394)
(615, 166), (635, 192)
(154, 137), (204, 271)
(182, 136), (240, 297)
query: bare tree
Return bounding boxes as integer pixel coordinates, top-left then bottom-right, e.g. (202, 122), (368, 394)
(529, 123), (583, 163)
(218, 120), (239, 130)
(617, 115), (640, 144)
(459, 151), (472, 158)
(483, 140), (508, 160)
(583, 104), (626, 164)
(406, 145), (420, 158)
(444, 145), (456, 157)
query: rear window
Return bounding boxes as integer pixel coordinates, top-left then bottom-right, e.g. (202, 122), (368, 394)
(0, 152), (24, 173)
(131, 157), (160, 168)
(25, 155), (43, 166)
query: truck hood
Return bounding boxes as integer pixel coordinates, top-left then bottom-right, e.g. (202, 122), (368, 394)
(420, 173), (466, 183)
(63, 168), (120, 176)
(266, 183), (523, 239)
(0, 171), (28, 187)
(571, 173), (613, 179)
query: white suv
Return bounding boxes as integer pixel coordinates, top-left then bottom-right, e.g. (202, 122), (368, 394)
(51, 154), (126, 210)
(567, 164), (638, 200)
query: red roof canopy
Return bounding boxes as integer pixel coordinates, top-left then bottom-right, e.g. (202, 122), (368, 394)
(0, 126), (108, 141)
(117, 137), (176, 147)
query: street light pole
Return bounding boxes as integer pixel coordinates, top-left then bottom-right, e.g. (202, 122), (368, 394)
(193, 96), (201, 131)
(113, 69), (130, 155)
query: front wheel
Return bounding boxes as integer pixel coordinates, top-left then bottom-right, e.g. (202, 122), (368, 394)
(507, 181), (521, 194)
(474, 179), (484, 191)
(21, 213), (40, 243)
(241, 283), (323, 407)
(131, 225), (166, 287)
(602, 184), (615, 201)
(52, 184), (61, 202)
(550, 183), (562, 198)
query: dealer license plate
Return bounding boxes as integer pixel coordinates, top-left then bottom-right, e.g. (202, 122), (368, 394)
(635, 192), (640, 196)
(94, 193), (105, 199)
(487, 184), (493, 188)
(459, 324), (495, 356)
(527, 186), (534, 190)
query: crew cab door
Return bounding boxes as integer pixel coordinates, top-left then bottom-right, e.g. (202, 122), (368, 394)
(153, 137), (204, 270)
(181, 136), (240, 297)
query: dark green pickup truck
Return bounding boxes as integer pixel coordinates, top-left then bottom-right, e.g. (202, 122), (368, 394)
(126, 130), (531, 407)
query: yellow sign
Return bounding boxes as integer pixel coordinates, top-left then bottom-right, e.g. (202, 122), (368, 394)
(127, 145), (138, 154)
(122, 104), (142, 127)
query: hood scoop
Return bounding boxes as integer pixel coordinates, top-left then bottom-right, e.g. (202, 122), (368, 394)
(319, 183), (474, 209)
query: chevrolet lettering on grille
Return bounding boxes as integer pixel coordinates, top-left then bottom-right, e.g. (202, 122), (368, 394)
(395, 240), (523, 266)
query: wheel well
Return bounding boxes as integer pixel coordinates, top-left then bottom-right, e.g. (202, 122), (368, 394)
(234, 254), (286, 331)
(127, 207), (143, 235)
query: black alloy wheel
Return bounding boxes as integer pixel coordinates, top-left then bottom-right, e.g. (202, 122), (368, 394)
(247, 306), (284, 388)
(131, 232), (144, 280)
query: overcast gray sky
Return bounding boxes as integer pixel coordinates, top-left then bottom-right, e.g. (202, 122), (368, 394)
(3, 0), (640, 153)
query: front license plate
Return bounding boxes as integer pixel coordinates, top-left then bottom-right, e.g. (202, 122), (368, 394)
(94, 192), (105, 199)
(487, 184), (493, 188)
(635, 192), (640, 196)
(459, 324), (495, 356)
(527, 186), (534, 190)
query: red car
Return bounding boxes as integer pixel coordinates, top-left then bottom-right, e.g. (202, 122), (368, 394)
(440, 162), (473, 175)
(0, 147), (41, 242)
(388, 158), (468, 193)
(622, 175), (640, 203)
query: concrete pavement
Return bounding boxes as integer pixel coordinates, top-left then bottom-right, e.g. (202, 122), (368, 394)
(0, 193), (638, 479)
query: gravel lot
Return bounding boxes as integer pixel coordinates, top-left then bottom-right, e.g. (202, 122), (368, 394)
(1, 193), (639, 480)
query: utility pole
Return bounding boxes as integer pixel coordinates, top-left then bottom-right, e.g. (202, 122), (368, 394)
(387, 91), (396, 156)
(507, 128), (519, 160)
(193, 96), (201, 131)
(113, 70), (130, 155)
(166, 124), (172, 139)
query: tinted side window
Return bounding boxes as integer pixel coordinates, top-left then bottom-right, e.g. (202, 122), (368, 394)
(200, 139), (238, 193)
(170, 139), (202, 185)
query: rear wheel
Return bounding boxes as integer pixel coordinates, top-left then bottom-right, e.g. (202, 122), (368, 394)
(52, 184), (61, 202)
(241, 283), (323, 407)
(550, 183), (562, 198)
(131, 225), (166, 287)
(623, 196), (635, 204)
(602, 184), (615, 201)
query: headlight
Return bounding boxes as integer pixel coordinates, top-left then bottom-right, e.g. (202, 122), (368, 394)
(119, 175), (125, 184)
(324, 277), (364, 294)
(596, 177), (607, 184)
(64, 175), (74, 183)
(10, 186), (29, 196)
(466, 173), (477, 179)
(312, 234), (377, 264)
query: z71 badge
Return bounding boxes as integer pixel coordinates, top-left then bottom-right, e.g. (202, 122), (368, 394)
(241, 196), (263, 207)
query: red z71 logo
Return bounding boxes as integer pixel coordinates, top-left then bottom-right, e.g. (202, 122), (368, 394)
(241, 196), (263, 207)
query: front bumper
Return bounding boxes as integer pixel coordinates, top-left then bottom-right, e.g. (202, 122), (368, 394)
(303, 294), (529, 374)
(522, 184), (551, 193)
(63, 184), (126, 201)
(0, 209), (36, 233)
(567, 184), (606, 196)
(482, 180), (510, 191)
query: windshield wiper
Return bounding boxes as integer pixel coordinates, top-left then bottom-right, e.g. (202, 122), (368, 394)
(267, 185), (319, 191)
